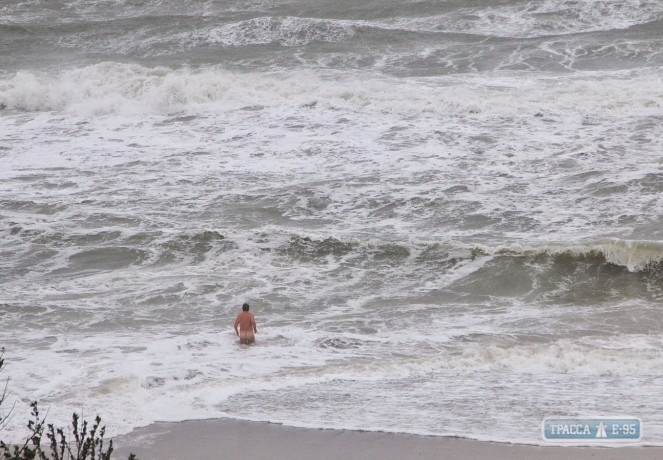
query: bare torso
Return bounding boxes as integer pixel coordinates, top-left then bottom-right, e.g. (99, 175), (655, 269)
(234, 311), (257, 344)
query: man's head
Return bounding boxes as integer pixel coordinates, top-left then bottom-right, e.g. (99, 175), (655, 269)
(242, 303), (250, 311)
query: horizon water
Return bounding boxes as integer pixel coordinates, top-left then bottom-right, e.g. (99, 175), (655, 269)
(1, 0), (663, 446)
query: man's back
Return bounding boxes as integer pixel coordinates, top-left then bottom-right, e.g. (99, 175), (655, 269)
(234, 307), (257, 344)
(235, 311), (255, 332)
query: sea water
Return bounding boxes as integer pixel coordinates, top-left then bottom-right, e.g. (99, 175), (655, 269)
(1, 0), (663, 445)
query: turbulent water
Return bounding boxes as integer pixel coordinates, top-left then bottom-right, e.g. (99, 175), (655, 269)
(1, 0), (663, 446)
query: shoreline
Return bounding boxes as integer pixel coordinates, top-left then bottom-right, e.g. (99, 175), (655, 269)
(112, 418), (663, 460)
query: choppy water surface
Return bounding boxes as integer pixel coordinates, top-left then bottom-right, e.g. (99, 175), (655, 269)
(1, 0), (663, 445)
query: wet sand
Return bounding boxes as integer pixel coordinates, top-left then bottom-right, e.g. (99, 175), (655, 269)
(112, 418), (663, 460)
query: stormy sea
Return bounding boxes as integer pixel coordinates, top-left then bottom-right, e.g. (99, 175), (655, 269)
(1, 0), (662, 445)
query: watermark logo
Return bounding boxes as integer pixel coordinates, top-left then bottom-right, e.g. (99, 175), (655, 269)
(542, 418), (641, 443)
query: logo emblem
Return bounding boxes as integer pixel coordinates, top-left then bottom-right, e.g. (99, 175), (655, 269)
(543, 418), (641, 443)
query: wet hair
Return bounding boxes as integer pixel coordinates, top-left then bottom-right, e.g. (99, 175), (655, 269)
(242, 303), (250, 311)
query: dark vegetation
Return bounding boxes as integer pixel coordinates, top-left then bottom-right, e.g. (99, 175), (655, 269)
(0, 350), (136, 460)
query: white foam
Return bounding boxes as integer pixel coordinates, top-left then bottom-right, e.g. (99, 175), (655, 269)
(3, 319), (661, 442)
(2, 64), (662, 118)
(590, 240), (663, 271)
(376, 0), (663, 38)
(204, 16), (358, 47)
(501, 240), (663, 272)
(2, 56), (663, 447)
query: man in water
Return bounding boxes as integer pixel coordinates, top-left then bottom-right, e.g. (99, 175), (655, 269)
(234, 303), (257, 344)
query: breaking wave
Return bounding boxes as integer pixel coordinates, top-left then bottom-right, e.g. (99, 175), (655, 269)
(1, 63), (662, 117)
(376, 0), (663, 38)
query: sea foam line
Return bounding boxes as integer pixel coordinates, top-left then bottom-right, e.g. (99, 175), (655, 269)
(1, 64), (662, 118)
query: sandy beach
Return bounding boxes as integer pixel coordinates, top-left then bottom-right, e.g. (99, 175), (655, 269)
(113, 418), (663, 460)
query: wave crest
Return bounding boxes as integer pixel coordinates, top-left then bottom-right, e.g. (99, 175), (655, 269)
(206, 16), (357, 47)
(377, 0), (663, 38)
(1, 63), (662, 117)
